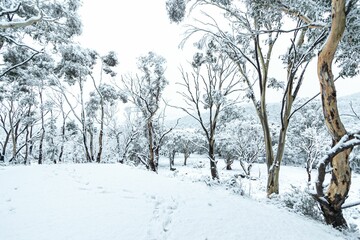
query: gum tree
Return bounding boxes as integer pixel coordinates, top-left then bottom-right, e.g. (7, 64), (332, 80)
(122, 52), (168, 172)
(313, 0), (360, 229)
(56, 44), (97, 162)
(177, 40), (242, 179)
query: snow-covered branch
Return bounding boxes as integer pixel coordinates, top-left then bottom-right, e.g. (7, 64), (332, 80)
(0, 1), (43, 29)
(314, 131), (360, 200)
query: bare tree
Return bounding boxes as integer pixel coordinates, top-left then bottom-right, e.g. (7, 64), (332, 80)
(177, 41), (242, 179)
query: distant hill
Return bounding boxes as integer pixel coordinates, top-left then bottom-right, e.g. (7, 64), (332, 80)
(167, 92), (360, 130)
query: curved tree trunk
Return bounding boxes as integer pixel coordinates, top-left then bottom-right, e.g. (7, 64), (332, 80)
(316, 0), (350, 229)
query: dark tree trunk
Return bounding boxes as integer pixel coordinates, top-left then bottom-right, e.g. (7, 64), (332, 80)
(226, 163), (232, 170)
(38, 131), (44, 164)
(147, 121), (157, 172)
(209, 139), (219, 179)
(169, 150), (176, 171)
(183, 150), (189, 166)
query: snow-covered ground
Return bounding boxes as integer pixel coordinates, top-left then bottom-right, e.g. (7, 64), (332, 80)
(0, 156), (359, 240)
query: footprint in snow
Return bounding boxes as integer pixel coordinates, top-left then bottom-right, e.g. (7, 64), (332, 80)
(147, 195), (178, 239)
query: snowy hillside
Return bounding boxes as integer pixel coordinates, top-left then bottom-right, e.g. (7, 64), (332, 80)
(0, 162), (353, 240)
(170, 92), (360, 128)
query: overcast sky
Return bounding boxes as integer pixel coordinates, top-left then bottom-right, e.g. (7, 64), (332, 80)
(78, 1), (360, 109)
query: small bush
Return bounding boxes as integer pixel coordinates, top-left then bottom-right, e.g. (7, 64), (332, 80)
(281, 185), (323, 222)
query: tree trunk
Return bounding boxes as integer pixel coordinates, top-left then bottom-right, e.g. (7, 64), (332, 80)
(79, 79), (92, 162)
(88, 124), (95, 161)
(183, 149), (189, 166)
(209, 138), (219, 179)
(225, 157), (233, 170)
(316, 0), (350, 229)
(38, 91), (45, 165)
(38, 131), (44, 164)
(2, 128), (11, 164)
(96, 102), (104, 163)
(9, 101), (17, 163)
(147, 120), (156, 172)
(267, 97), (293, 195)
(169, 150), (176, 171)
(58, 113), (66, 163)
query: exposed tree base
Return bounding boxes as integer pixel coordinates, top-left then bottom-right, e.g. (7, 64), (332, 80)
(320, 204), (348, 229)
(148, 161), (157, 172)
(267, 166), (280, 196)
(211, 166), (219, 180)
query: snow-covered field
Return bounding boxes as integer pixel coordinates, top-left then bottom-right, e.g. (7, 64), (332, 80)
(0, 156), (359, 240)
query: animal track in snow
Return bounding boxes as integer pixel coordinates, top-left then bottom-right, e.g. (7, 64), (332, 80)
(147, 195), (178, 240)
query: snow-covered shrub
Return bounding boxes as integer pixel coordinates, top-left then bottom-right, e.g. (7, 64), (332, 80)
(281, 185), (323, 222)
(223, 176), (245, 196)
(350, 146), (360, 173)
(193, 160), (206, 169)
(201, 175), (245, 195)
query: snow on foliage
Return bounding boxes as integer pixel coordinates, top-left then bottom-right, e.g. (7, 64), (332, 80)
(166, 0), (186, 23)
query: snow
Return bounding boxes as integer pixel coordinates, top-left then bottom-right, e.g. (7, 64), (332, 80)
(0, 160), (354, 240)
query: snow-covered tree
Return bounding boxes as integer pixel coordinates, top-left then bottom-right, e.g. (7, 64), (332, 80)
(122, 52), (168, 172)
(0, 0), (82, 79)
(177, 40), (242, 179)
(313, 0), (360, 229)
(56, 44), (97, 162)
(87, 51), (126, 163)
(217, 112), (264, 175)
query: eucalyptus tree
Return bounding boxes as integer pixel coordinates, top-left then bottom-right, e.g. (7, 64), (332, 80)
(47, 89), (71, 163)
(313, 0), (360, 229)
(56, 44), (97, 162)
(0, 45), (41, 164)
(122, 52), (168, 172)
(0, 81), (36, 164)
(86, 83), (124, 163)
(87, 51), (127, 163)
(217, 113), (264, 174)
(25, 53), (56, 164)
(0, 0), (82, 79)
(177, 40), (242, 179)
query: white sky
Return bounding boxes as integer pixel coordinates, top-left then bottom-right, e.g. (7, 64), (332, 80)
(78, 1), (360, 111)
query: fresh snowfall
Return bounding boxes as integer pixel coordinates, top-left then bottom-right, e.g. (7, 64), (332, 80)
(1, 157), (359, 240)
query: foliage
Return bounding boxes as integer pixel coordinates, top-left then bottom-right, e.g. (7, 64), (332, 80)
(280, 185), (323, 222)
(56, 45), (97, 85)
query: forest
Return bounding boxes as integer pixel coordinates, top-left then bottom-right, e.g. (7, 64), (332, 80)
(1, 0), (360, 238)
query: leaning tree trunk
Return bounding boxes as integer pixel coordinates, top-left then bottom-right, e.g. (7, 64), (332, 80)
(316, 0), (350, 229)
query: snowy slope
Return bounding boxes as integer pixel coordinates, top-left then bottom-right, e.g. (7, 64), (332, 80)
(0, 163), (347, 240)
